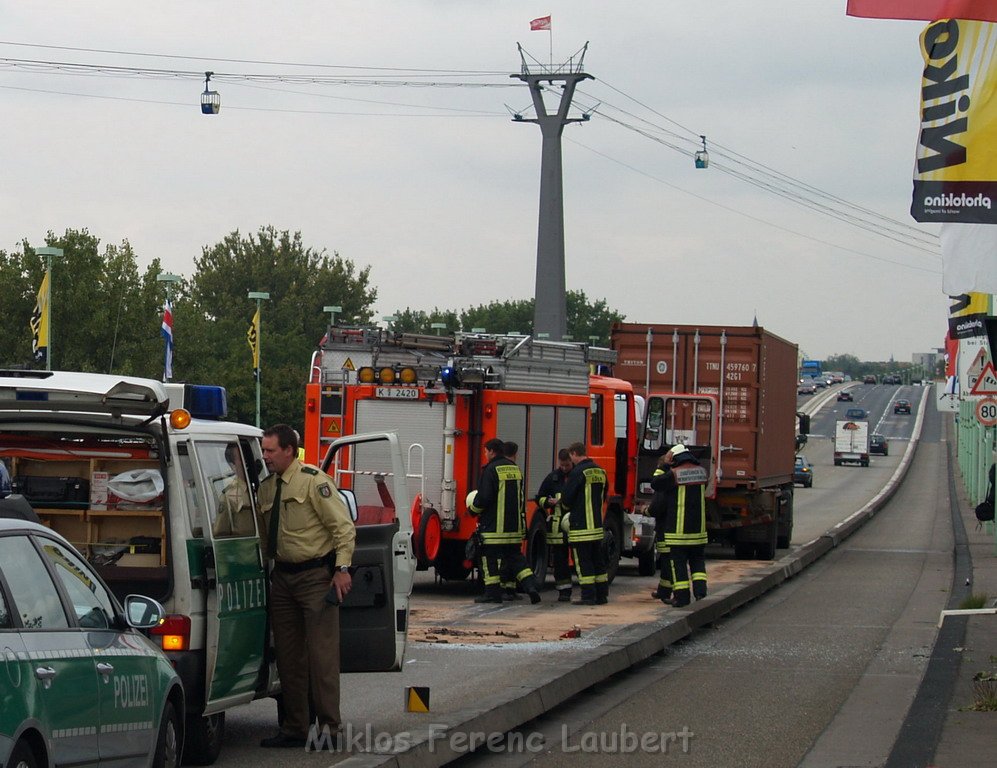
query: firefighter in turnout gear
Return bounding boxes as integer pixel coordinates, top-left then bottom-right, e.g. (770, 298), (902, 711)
(500, 441), (526, 600)
(468, 438), (541, 604)
(535, 448), (574, 602)
(652, 443), (708, 608)
(647, 454), (673, 604)
(562, 442), (609, 605)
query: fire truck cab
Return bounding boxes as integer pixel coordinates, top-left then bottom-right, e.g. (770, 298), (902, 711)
(304, 328), (644, 583)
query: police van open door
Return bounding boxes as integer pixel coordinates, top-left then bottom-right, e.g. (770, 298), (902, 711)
(321, 432), (416, 671)
(181, 434), (268, 713)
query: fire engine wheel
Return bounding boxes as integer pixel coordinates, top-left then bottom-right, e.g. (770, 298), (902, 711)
(637, 549), (656, 577)
(417, 508), (443, 564)
(435, 541), (472, 581)
(526, 515), (548, 587)
(602, 513), (623, 584)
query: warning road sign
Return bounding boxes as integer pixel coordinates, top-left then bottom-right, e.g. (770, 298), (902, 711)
(970, 362), (997, 396)
(976, 398), (997, 427)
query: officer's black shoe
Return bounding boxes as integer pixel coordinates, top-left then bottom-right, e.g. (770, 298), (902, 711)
(260, 732), (308, 748)
(474, 593), (503, 604)
(557, 590), (572, 602)
(529, 590), (542, 604)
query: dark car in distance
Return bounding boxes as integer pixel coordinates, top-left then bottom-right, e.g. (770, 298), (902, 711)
(863, 375), (877, 384)
(845, 407), (869, 419)
(837, 391), (854, 402)
(870, 434), (889, 455)
(894, 399), (911, 414)
(794, 455), (814, 487)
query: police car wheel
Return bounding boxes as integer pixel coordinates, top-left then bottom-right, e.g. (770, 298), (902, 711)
(7, 740), (38, 768)
(153, 701), (180, 768)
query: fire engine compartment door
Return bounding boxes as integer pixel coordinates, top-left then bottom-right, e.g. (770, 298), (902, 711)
(354, 399), (445, 513)
(322, 432), (415, 673)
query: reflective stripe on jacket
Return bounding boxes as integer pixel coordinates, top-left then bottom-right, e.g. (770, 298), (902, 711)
(469, 457), (524, 545)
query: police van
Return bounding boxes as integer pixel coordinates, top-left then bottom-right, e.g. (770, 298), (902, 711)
(0, 371), (416, 764)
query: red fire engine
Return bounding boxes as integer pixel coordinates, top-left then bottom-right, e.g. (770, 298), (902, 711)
(304, 327), (641, 582)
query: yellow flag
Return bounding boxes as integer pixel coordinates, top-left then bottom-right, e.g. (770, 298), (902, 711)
(247, 308), (260, 369)
(29, 272), (49, 361)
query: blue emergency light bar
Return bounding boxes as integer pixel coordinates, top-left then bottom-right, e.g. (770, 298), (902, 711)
(184, 385), (227, 419)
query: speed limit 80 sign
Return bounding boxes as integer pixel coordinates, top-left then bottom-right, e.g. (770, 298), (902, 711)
(976, 398), (997, 427)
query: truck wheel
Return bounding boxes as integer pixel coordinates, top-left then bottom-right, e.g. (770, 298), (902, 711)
(755, 522), (778, 561)
(526, 514), (549, 586)
(416, 508), (443, 566)
(602, 513), (623, 584)
(777, 487), (794, 550)
(434, 541), (471, 581)
(734, 542), (755, 559)
(637, 549), (656, 577)
(182, 712), (224, 766)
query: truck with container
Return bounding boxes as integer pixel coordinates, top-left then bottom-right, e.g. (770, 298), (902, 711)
(0, 371), (415, 764)
(609, 322), (799, 559)
(302, 327), (650, 582)
(834, 419), (870, 466)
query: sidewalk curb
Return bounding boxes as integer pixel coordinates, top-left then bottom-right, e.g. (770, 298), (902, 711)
(342, 387), (931, 767)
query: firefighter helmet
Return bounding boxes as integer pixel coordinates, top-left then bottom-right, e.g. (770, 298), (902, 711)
(465, 490), (478, 514)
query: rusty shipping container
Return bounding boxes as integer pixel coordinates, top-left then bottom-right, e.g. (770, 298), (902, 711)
(610, 323), (799, 489)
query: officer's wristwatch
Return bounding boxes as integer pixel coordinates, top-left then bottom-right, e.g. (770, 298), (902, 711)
(338, 565), (350, 574)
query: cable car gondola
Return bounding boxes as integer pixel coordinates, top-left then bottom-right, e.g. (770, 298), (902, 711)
(694, 135), (709, 169)
(201, 71), (220, 115)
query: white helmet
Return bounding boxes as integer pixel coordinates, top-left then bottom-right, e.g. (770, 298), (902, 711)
(465, 490), (478, 514)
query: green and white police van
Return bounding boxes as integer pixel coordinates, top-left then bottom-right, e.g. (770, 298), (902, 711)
(0, 371), (416, 765)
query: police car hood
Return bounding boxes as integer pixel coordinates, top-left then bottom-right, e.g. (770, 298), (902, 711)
(0, 371), (169, 420)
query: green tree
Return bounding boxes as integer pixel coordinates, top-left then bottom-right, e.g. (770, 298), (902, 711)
(393, 290), (624, 344)
(183, 227), (377, 428)
(0, 230), (163, 373)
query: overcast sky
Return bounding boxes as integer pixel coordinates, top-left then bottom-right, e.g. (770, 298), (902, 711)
(0, 2), (947, 362)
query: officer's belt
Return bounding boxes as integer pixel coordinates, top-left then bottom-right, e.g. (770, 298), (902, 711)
(274, 552), (335, 574)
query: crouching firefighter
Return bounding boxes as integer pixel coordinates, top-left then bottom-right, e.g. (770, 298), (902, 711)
(653, 443), (708, 607)
(562, 442), (609, 605)
(536, 448), (574, 602)
(468, 438), (541, 604)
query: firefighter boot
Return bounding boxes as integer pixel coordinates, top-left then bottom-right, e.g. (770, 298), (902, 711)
(520, 575), (542, 604)
(595, 582), (609, 605)
(557, 589), (572, 603)
(693, 581), (708, 601)
(503, 588), (523, 601)
(475, 586), (503, 604)
(573, 587), (596, 606)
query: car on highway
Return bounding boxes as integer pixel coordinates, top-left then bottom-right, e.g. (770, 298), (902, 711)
(845, 407), (869, 419)
(798, 381), (816, 395)
(794, 455), (814, 487)
(894, 399), (912, 414)
(870, 434), (889, 455)
(837, 391), (854, 402)
(0, 517), (183, 768)
(863, 375), (877, 384)
(813, 378), (828, 389)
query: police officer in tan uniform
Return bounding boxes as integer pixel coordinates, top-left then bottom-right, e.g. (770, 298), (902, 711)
(257, 424), (355, 749)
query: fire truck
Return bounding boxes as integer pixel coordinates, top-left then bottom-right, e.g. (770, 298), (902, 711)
(303, 327), (647, 582)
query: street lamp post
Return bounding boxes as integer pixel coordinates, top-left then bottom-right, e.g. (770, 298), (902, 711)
(157, 273), (181, 382)
(430, 322), (447, 336)
(323, 305), (342, 329)
(36, 247), (63, 371)
(248, 291), (271, 428)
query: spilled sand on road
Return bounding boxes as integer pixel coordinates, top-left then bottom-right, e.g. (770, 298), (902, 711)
(409, 560), (753, 645)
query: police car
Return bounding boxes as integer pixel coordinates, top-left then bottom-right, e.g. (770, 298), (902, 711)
(0, 518), (182, 768)
(0, 371), (416, 764)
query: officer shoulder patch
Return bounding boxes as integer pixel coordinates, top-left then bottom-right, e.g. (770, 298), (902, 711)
(318, 483), (332, 498)
(301, 466), (319, 476)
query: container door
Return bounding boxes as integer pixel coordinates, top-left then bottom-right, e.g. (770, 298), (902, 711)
(186, 439), (267, 713)
(322, 432), (415, 672)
